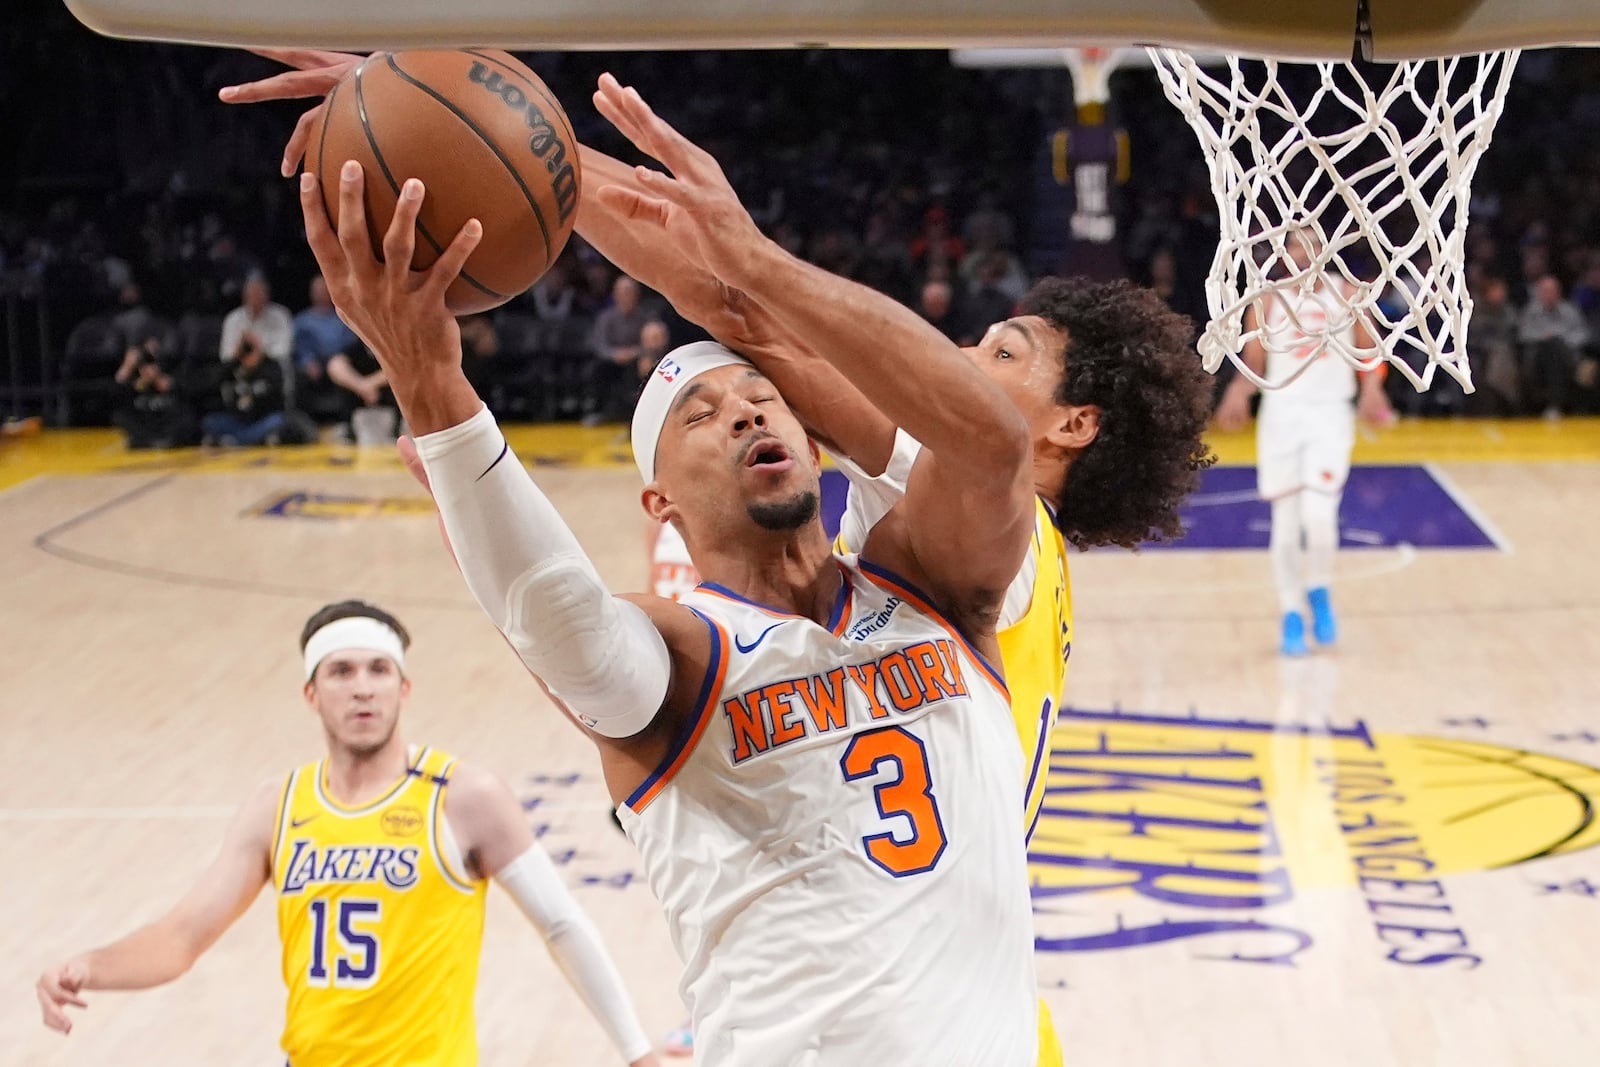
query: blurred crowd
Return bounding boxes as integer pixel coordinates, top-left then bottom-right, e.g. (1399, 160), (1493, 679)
(5, 3), (1600, 447)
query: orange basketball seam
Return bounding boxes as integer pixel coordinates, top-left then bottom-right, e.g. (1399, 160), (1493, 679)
(314, 76), (341, 230)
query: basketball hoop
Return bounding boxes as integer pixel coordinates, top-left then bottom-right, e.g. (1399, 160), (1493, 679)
(1147, 48), (1521, 393)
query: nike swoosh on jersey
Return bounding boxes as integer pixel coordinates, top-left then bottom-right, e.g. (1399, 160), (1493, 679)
(291, 815), (318, 829)
(734, 622), (783, 654)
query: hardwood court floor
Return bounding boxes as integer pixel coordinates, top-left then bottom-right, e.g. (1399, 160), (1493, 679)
(2, 420), (1599, 1065)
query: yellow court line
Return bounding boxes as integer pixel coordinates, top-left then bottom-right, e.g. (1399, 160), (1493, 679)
(3, 418), (1599, 493)
(1201, 417), (1600, 465)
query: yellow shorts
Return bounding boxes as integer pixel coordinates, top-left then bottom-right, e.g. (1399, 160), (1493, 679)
(1037, 996), (1063, 1067)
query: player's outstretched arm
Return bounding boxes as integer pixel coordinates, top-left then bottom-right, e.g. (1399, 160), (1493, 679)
(298, 166), (704, 762)
(593, 75), (1033, 613)
(444, 764), (659, 1067)
(35, 779), (276, 1034)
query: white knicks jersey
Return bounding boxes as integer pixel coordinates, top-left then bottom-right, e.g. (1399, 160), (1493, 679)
(1260, 284), (1359, 407)
(616, 556), (1038, 1067)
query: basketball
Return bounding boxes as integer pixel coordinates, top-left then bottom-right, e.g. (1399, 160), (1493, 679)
(305, 49), (581, 315)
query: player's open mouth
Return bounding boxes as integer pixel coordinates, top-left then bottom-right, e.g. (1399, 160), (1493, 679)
(743, 440), (793, 472)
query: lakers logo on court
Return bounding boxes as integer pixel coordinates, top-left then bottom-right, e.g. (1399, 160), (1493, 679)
(1029, 704), (1600, 968)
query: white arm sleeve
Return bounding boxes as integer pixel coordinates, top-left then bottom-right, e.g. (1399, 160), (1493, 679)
(496, 846), (654, 1064)
(413, 405), (671, 738)
(830, 427), (923, 553)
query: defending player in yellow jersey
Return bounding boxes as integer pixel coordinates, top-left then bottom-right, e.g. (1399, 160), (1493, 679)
(823, 280), (1214, 1067)
(37, 600), (659, 1067)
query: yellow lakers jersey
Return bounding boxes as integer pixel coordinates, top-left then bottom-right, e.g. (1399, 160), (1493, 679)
(998, 497), (1074, 846)
(271, 746), (487, 1067)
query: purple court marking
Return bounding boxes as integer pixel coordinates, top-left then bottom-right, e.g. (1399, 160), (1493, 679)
(820, 464), (1499, 552)
(1133, 465), (1499, 551)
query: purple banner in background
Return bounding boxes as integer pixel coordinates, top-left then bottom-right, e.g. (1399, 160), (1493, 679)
(820, 464), (1501, 552)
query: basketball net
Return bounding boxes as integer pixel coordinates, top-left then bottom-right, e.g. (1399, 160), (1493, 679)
(1146, 48), (1520, 393)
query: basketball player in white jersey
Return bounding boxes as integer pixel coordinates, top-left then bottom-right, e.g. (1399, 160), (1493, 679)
(296, 63), (1044, 1063)
(35, 599), (657, 1067)
(1214, 228), (1395, 655)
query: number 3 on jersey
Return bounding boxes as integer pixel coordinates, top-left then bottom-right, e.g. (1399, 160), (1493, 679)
(840, 725), (947, 877)
(308, 899), (381, 988)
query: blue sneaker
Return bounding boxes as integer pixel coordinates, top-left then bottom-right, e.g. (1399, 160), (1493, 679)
(1307, 587), (1337, 646)
(1281, 611), (1309, 657)
(663, 1022), (693, 1057)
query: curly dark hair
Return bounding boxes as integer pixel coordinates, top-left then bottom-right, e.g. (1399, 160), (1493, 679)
(299, 600), (412, 654)
(1019, 276), (1217, 551)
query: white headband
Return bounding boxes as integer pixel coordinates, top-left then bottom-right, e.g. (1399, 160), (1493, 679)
(303, 616), (407, 681)
(631, 341), (754, 483)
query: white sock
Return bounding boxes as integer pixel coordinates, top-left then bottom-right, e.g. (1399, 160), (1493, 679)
(1301, 489), (1341, 593)
(1270, 494), (1306, 616)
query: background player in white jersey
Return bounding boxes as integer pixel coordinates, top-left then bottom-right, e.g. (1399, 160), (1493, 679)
(1215, 228), (1396, 656)
(294, 64), (1046, 1061)
(35, 599), (657, 1067)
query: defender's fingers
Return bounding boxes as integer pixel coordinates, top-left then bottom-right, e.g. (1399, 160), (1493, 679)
(282, 102), (326, 177)
(219, 67), (343, 103)
(595, 182), (677, 227)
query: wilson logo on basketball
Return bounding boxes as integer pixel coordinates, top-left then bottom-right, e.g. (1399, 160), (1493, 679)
(466, 62), (578, 224)
(1028, 704), (1600, 971)
(381, 807), (425, 837)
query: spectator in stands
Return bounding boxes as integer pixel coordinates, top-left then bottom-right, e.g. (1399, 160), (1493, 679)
(202, 339), (287, 446)
(532, 257), (578, 321)
(459, 314), (501, 397)
(326, 343), (390, 412)
(917, 279), (970, 345)
(577, 260), (619, 317)
(963, 253), (1018, 342)
(856, 210), (915, 303)
(1465, 276), (1523, 416)
(637, 319), (671, 383)
(909, 206), (966, 282)
(110, 283), (156, 350)
(113, 335), (194, 450)
(292, 275), (361, 422)
(1569, 250), (1600, 337)
(1144, 246), (1206, 327)
(1519, 274), (1590, 419)
(590, 274), (652, 422)
(292, 274), (357, 384)
(221, 273), (293, 393)
(961, 191), (1017, 256)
